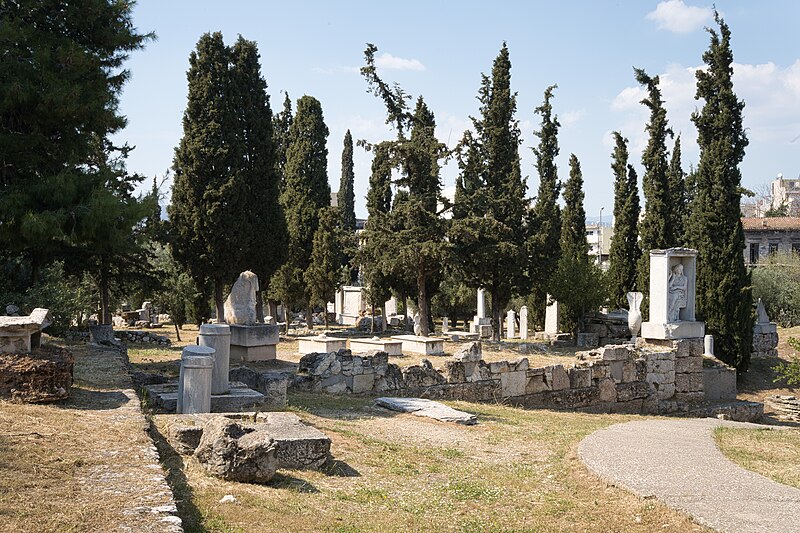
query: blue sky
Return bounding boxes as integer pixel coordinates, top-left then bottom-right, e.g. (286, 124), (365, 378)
(116, 0), (800, 220)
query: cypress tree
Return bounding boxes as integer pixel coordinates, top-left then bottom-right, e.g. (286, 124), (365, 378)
(687, 12), (752, 370)
(528, 85), (562, 312)
(273, 92), (293, 188)
(273, 95), (330, 327)
(339, 130), (357, 231)
(635, 68), (673, 296)
(560, 155), (589, 260)
(229, 37), (287, 321)
(668, 135), (687, 243)
(449, 43), (527, 341)
(365, 142), (393, 216)
(305, 207), (342, 329)
(607, 132), (641, 309)
(360, 44), (447, 335)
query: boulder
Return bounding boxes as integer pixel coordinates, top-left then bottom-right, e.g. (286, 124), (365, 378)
(223, 271), (259, 326)
(194, 417), (277, 483)
(0, 345), (74, 402)
(453, 342), (482, 363)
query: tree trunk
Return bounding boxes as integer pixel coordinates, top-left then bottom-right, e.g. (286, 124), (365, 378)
(417, 268), (430, 337)
(324, 306), (329, 329)
(306, 304), (313, 331)
(214, 280), (225, 323)
(268, 300), (278, 322)
(370, 303), (375, 333)
(255, 289), (264, 322)
(282, 300), (289, 334)
(99, 263), (111, 325)
(491, 287), (502, 342)
(174, 323), (182, 343)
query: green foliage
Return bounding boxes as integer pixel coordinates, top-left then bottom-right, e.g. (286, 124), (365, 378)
(551, 155), (602, 333)
(150, 244), (203, 328)
(775, 338), (800, 386)
(273, 92), (293, 189)
(668, 135), (688, 243)
(528, 85), (562, 308)
(635, 68), (674, 296)
(751, 252), (800, 327)
(607, 133), (641, 309)
(449, 43), (527, 340)
(686, 12), (753, 371)
(339, 130), (357, 232)
(272, 95), (330, 311)
(765, 204), (789, 217)
(305, 207), (344, 321)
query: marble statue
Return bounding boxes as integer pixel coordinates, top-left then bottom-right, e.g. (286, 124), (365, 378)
(667, 263), (688, 322)
(223, 271), (259, 325)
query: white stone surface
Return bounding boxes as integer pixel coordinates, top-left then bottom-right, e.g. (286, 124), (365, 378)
(375, 397), (477, 425)
(642, 248), (705, 340)
(506, 310), (516, 339)
(298, 335), (347, 355)
(198, 323), (231, 395)
(0, 307), (52, 353)
(223, 271), (259, 325)
(442, 317), (449, 333)
(384, 297), (397, 317)
(641, 321), (705, 340)
(229, 324), (279, 362)
(544, 297), (559, 334)
(349, 338), (403, 356)
(477, 289), (486, 319)
(627, 292), (643, 338)
(177, 345), (214, 414)
(391, 335), (445, 355)
(519, 306), (529, 340)
(338, 286), (365, 325)
(705, 334), (714, 356)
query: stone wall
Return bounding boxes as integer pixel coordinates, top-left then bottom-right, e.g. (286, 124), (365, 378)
(63, 329), (171, 346)
(288, 340), (712, 415)
(752, 323), (779, 359)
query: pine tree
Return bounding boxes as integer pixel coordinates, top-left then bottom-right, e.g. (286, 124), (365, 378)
(668, 135), (687, 243)
(449, 43), (527, 341)
(528, 85), (562, 313)
(273, 95), (330, 327)
(551, 155), (604, 334)
(687, 12), (753, 370)
(360, 44), (447, 336)
(305, 207), (342, 329)
(635, 68), (674, 295)
(607, 133), (641, 309)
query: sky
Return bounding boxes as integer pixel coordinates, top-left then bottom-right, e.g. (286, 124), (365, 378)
(115, 0), (800, 221)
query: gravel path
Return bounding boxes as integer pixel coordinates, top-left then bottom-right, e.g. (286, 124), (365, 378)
(578, 418), (800, 533)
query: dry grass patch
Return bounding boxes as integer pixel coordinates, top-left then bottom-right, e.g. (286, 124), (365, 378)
(714, 427), (800, 489)
(156, 393), (709, 532)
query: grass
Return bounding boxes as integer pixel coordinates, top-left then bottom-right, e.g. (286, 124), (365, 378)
(714, 427), (800, 489)
(152, 392), (709, 532)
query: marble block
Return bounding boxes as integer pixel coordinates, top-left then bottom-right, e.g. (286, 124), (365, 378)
(229, 324), (279, 362)
(298, 335), (347, 355)
(391, 335), (445, 356)
(349, 338), (403, 356)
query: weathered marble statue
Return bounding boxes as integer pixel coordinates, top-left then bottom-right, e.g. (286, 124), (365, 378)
(223, 271), (259, 325)
(413, 312), (422, 336)
(667, 263), (688, 322)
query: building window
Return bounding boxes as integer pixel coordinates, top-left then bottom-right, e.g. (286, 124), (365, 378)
(750, 243), (760, 264)
(769, 242), (779, 255)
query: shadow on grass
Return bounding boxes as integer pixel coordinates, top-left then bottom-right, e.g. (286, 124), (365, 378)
(270, 472), (322, 492)
(323, 459), (361, 477)
(57, 387), (131, 411)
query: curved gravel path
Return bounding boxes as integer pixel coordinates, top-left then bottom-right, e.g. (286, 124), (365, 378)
(578, 418), (800, 533)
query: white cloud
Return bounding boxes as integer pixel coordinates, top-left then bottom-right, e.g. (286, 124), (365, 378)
(646, 0), (713, 33)
(561, 109), (586, 127)
(375, 53), (426, 71)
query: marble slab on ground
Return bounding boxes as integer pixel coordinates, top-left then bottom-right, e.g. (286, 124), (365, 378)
(145, 381), (266, 413)
(375, 397), (477, 425)
(391, 335), (445, 356)
(162, 411), (331, 469)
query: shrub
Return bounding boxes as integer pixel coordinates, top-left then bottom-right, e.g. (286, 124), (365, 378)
(751, 252), (800, 327)
(775, 337), (800, 386)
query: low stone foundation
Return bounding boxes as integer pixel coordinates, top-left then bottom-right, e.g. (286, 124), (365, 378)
(64, 329), (171, 346)
(0, 345), (74, 402)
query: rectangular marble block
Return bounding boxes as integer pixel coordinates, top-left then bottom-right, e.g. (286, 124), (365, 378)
(298, 337), (347, 355)
(229, 324), (279, 347)
(446, 331), (480, 342)
(641, 321), (705, 340)
(391, 335), (445, 356)
(349, 338), (403, 356)
(230, 344), (277, 362)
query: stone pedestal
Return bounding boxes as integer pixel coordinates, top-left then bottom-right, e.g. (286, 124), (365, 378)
(442, 317), (449, 333)
(519, 306), (529, 340)
(199, 323), (231, 395)
(641, 248), (705, 340)
(349, 337), (403, 356)
(704, 334), (714, 356)
(177, 345), (214, 414)
(337, 286), (365, 325)
(544, 298), (559, 334)
(298, 334), (347, 354)
(391, 335), (445, 355)
(506, 310), (516, 339)
(229, 324), (279, 362)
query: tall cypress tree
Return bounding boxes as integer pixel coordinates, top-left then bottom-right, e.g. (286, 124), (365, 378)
(339, 130), (357, 231)
(607, 132), (641, 309)
(272, 95), (330, 326)
(668, 135), (687, 244)
(365, 142), (392, 216)
(687, 12), (752, 370)
(560, 155), (589, 261)
(528, 85), (562, 313)
(360, 44), (447, 336)
(449, 43), (527, 341)
(305, 206), (342, 329)
(273, 92), (293, 188)
(171, 32), (243, 321)
(229, 37), (287, 321)
(635, 68), (674, 297)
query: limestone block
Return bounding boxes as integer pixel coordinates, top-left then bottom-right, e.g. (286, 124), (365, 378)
(610, 361), (624, 383)
(655, 382), (675, 399)
(601, 345), (634, 361)
(510, 358), (529, 372)
(453, 342), (482, 363)
(320, 375), (347, 394)
(256, 372), (288, 408)
(646, 371), (675, 385)
(545, 365), (570, 391)
(675, 355), (702, 374)
(622, 360), (637, 383)
(525, 373), (550, 394)
(598, 378), (617, 402)
(402, 360), (447, 389)
(634, 359), (647, 381)
(223, 271), (260, 326)
(673, 391), (705, 405)
(351, 373), (375, 394)
(569, 367), (592, 389)
(646, 358), (675, 374)
(591, 362), (610, 380)
(500, 370), (527, 397)
(194, 417), (277, 483)
(489, 361), (509, 374)
(616, 381), (651, 402)
(672, 338), (703, 357)
(444, 361), (466, 383)
(703, 365), (737, 401)
(675, 372), (703, 393)
(577, 333), (599, 348)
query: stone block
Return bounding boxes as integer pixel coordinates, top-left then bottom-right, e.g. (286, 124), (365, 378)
(510, 358), (529, 372)
(229, 324), (279, 347)
(351, 373), (375, 394)
(444, 361), (466, 383)
(577, 333), (599, 348)
(194, 417), (277, 483)
(610, 361), (624, 383)
(298, 336), (347, 355)
(230, 344), (276, 363)
(646, 371), (675, 385)
(500, 370), (527, 397)
(672, 338), (704, 357)
(545, 365), (570, 391)
(591, 362), (610, 380)
(616, 381), (651, 402)
(646, 358), (675, 374)
(675, 355), (702, 374)
(703, 365), (737, 401)
(601, 345), (633, 361)
(655, 382), (675, 399)
(391, 335), (445, 356)
(349, 338), (403, 356)
(598, 378), (617, 402)
(525, 372), (549, 394)
(673, 392), (705, 404)
(569, 367), (592, 389)
(453, 342), (482, 363)
(621, 360), (637, 383)
(641, 321), (705, 340)
(319, 375), (347, 394)
(489, 361), (509, 374)
(675, 371), (703, 392)
(256, 372), (288, 408)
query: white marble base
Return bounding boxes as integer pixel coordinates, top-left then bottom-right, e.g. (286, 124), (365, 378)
(446, 331), (480, 342)
(298, 336), (347, 354)
(230, 344), (276, 362)
(641, 321), (705, 340)
(391, 335), (445, 355)
(349, 338), (403, 356)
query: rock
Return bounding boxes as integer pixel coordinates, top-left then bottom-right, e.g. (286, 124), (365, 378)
(194, 417), (277, 483)
(375, 397), (477, 425)
(453, 342), (482, 363)
(219, 495), (237, 504)
(5, 304), (20, 316)
(402, 359), (447, 389)
(0, 345), (74, 402)
(223, 271), (259, 326)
